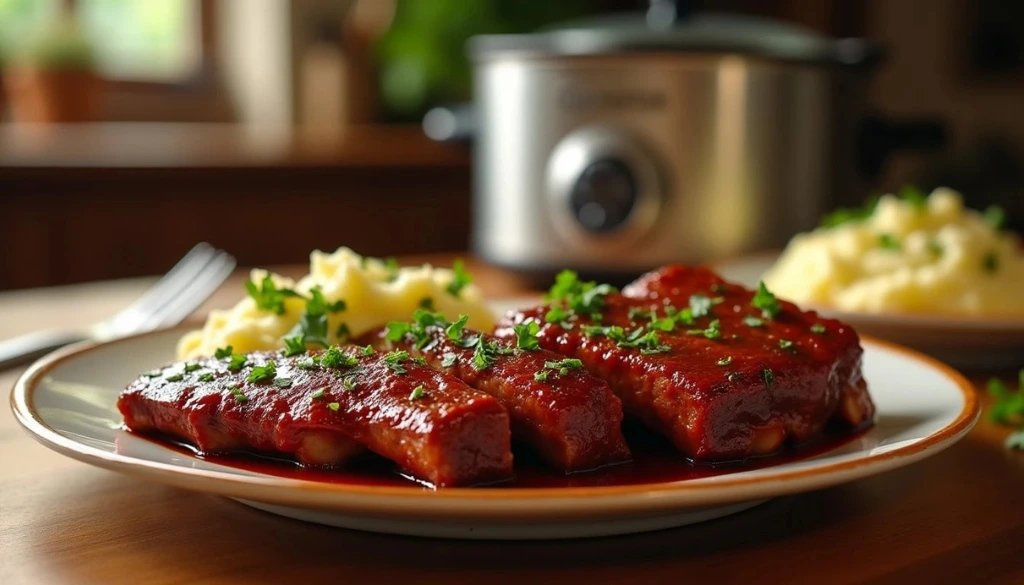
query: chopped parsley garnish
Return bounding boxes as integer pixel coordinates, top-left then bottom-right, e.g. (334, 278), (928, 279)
(247, 361), (277, 383)
(214, 346), (234, 359)
(778, 339), (794, 350)
(819, 195), (880, 228)
(927, 241), (944, 257)
(183, 362), (201, 373)
(296, 356), (317, 370)
(446, 259), (472, 298)
(763, 368), (775, 388)
(384, 350), (410, 374)
(321, 346), (357, 369)
(336, 323), (351, 341)
(984, 205), (1006, 230)
(983, 252), (999, 274)
(198, 372), (216, 382)
(716, 356), (733, 366)
(311, 388), (326, 400)
(384, 321), (412, 343)
(534, 370), (549, 382)
(419, 297), (435, 310)
(227, 354), (248, 371)
(141, 369), (163, 378)
(327, 402), (340, 412)
(230, 386), (248, 403)
(898, 184), (928, 209)
(987, 371), (1024, 425)
(362, 345), (375, 356)
(751, 282), (781, 319)
(281, 286), (347, 349)
(628, 307), (651, 321)
(273, 377), (292, 389)
(165, 373), (184, 382)
(409, 386), (428, 400)
(343, 377), (356, 392)
(543, 358), (584, 376)
(282, 336), (307, 357)
(413, 356), (428, 366)
(446, 314), (469, 341)
(545, 270), (617, 319)
(742, 315), (764, 328)
(513, 321), (541, 351)
(878, 233), (901, 251)
(687, 319), (721, 340)
(440, 352), (458, 367)
(472, 339), (513, 371)
(648, 316), (676, 332)
(689, 294), (714, 319)
(245, 274), (302, 315)
(810, 323), (826, 334)
(544, 305), (571, 327)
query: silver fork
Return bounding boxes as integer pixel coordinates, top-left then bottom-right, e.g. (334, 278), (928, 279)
(0, 243), (236, 370)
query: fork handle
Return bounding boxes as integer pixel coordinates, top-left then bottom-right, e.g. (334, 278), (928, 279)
(0, 330), (89, 371)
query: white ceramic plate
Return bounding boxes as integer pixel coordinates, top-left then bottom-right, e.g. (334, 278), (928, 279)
(712, 253), (1024, 370)
(11, 325), (978, 540)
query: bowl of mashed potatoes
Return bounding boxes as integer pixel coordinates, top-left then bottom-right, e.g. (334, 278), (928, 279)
(715, 187), (1024, 368)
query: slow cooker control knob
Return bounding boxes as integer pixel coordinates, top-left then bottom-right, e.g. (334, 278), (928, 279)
(569, 158), (638, 233)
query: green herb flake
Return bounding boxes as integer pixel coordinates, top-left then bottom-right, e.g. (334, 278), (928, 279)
(409, 386), (428, 401)
(227, 354), (248, 371)
(230, 386), (248, 403)
(343, 377), (356, 392)
(141, 369), (163, 378)
(987, 373), (1024, 425)
(384, 321), (412, 343)
(183, 362), (201, 373)
(778, 339), (794, 350)
(898, 184), (928, 209)
(743, 315), (764, 328)
(214, 346), (234, 360)
(384, 350), (410, 374)
(419, 297), (435, 311)
(751, 282), (781, 319)
(440, 353), (458, 368)
(446, 259), (472, 298)
(327, 402), (340, 412)
(534, 370), (549, 382)
(282, 336), (307, 357)
(983, 252), (999, 274)
(362, 345), (375, 356)
(321, 346), (358, 369)
(819, 195), (880, 228)
(296, 357), (317, 370)
(544, 358), (584, 376)
(245, 274), (302, 315)
(513, 321), (541, 351)
(878, 233), (901, 251)
(984, 205), (1006, 230)
(311, 388), (326, 400)
(927, 241), (944, 257)
(810, 323), (826, 334)
(413, 356), (428, 366)
(247, 361), (277, 384)
(763, 368), (775, 388)
(442, 313), (468, 342)
(716, 356), (733, 366)
(689, 294), (714, 319)
(688, 319), (722, 340)
(271, 377), (290, 389)
(198, 372), (216, 382)
(165, 373), (185, 382)
(473, 339), (512, 371)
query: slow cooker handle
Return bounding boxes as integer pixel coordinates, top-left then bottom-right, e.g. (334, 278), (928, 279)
(422, 103), (477, 143)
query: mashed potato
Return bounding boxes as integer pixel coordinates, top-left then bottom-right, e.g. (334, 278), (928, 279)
(177, 248), (495, 359)
(762, 188), (1024, 316)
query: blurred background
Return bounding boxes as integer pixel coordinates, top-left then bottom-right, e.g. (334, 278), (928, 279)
(0, 0), (1021, 290)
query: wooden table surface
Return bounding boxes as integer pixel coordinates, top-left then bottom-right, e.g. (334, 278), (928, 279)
(2, 256), (1023, 585)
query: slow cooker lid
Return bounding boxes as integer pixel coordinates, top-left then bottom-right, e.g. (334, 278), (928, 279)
(470, 7), (880, 68)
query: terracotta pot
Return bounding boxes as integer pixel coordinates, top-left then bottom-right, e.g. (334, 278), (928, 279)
(5, 67), (102, 123)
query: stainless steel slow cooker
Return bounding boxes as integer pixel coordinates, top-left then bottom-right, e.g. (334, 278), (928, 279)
(427, 1), (944, 279)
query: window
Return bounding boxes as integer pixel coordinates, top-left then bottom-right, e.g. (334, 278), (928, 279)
(0, 0), (205, 84)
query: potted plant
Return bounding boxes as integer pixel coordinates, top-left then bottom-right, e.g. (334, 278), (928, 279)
(4, 18), (101, 123)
